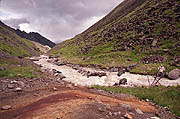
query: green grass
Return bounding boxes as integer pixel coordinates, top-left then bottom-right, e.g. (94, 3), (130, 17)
(93, 86), (180, 116)
(0, 59), (41, 78)
(0, 40), (31, 57)
(0, 25), (40, 57)
(123, 31), (137, 39)
(152, 23), (164, 35)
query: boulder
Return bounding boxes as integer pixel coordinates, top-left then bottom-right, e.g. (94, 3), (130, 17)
(117, 68), (125, 76)
(58, 73), (66, 79)
(7, 84), (15, 89)
(150, 117), (160, 119)
(0, 67), (6, 71)
(1, 105), (12, 110)
(15, 87), (23, 92)
(55, 61), (65, 66)
(110, 67), (118, 72)
(119, 78), (128, 85)
(126, 67), (131, 72)
(152, 39), (158, 47)
(16, 81), (25, 87)
(119, 104), (131, 111)
(135, 108), (143, 114)
(123, 113), (133, 119)
(168, 69), (180, 80)
(87, 72), (106, 77)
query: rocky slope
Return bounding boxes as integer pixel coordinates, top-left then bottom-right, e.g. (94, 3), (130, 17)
(49, 0), (180, 74)
(0, 21), (41, 57)
(31, 41), (51, 53)
(16, 29), (56, 48)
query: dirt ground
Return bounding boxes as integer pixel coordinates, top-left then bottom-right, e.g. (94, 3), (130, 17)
(0, 73), (177, 119)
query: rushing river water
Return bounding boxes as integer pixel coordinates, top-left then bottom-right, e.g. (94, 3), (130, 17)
(33, 55), (180, 87)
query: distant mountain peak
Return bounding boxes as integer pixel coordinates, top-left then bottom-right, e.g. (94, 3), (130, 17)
(15, 29), (56, 48)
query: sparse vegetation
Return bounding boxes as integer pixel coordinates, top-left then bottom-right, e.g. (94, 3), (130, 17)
(0, 59), (41, 78)
(93, 86), (180, 116)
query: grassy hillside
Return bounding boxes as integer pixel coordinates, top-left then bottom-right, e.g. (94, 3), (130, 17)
(0, 21), (41, 57)
(50, 0), (180, 74)
(0, 21), (43, 78)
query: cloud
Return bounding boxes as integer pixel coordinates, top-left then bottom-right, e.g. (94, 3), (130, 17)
(3, 18), (29, 29)
(0, 0), (123, 43)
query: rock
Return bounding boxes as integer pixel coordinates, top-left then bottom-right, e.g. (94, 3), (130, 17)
(55, 61), (65, 66)
(126, 67), (131, 72)
(120, 117), (125, 119)
(87, 72), (106, 77)
(1, 105), (12, 110)
(7, 84), (15, 89)
(150, 117), (160, 119)
(123, 113), (133, 119)
(15, 87), (22, 92)
(11, 80), (18, 83)
(98, 107), (106, 112)
(129, 112), (135, 115)
(113, 83), (119, 86)
(117, 68), (125, 76)
(0, 67), (5, 71)
(110, 67), (118, 72)
(66, 84), (73, 89)
(146, 99), (150, 102)
(135, 108), (143, 114)
(109, 91), (113, 94)
(87, 96), (92, 100)
(168, 69), (180, 80)
(56, 70), (62, 74)
(53, 87), (57, 91)
(152, 39), (158, 47)
(16, 81), (25, 87)
(127, 58), (132, 61)
(108, 112), (113, 116)
(119, 104), (131, 111)
(30, 57), (40, 61)
(163, 49), (169, 52)
(119, 78), (128, 85)
(58, 73), (66, 79)
(114, 111), (121, 116)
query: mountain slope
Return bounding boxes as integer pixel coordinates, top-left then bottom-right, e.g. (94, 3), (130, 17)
(0, 21), (41, 57)
(49, 0), (180, 74)
(16, 29), (56, 48)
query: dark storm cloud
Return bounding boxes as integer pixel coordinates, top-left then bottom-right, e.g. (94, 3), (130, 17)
(3, 18), (29, 29)
(0, 0), (122, 43)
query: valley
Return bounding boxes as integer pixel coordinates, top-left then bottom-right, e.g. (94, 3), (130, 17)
(0, 0), (180, 118)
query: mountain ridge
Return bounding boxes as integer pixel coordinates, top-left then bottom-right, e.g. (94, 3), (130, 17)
(15, 29), (56, 48)
(0, 21), (55, 48)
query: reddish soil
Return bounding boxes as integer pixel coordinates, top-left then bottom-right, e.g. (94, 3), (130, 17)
(0, 86), (157, 119)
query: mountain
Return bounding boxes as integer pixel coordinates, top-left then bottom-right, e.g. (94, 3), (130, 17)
(49, 0), (180, 74)
(15, 29), (56, 48)
(0, 21), (41, 57)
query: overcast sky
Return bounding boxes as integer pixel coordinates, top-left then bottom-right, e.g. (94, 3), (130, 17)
(0, 0), (122, 43)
